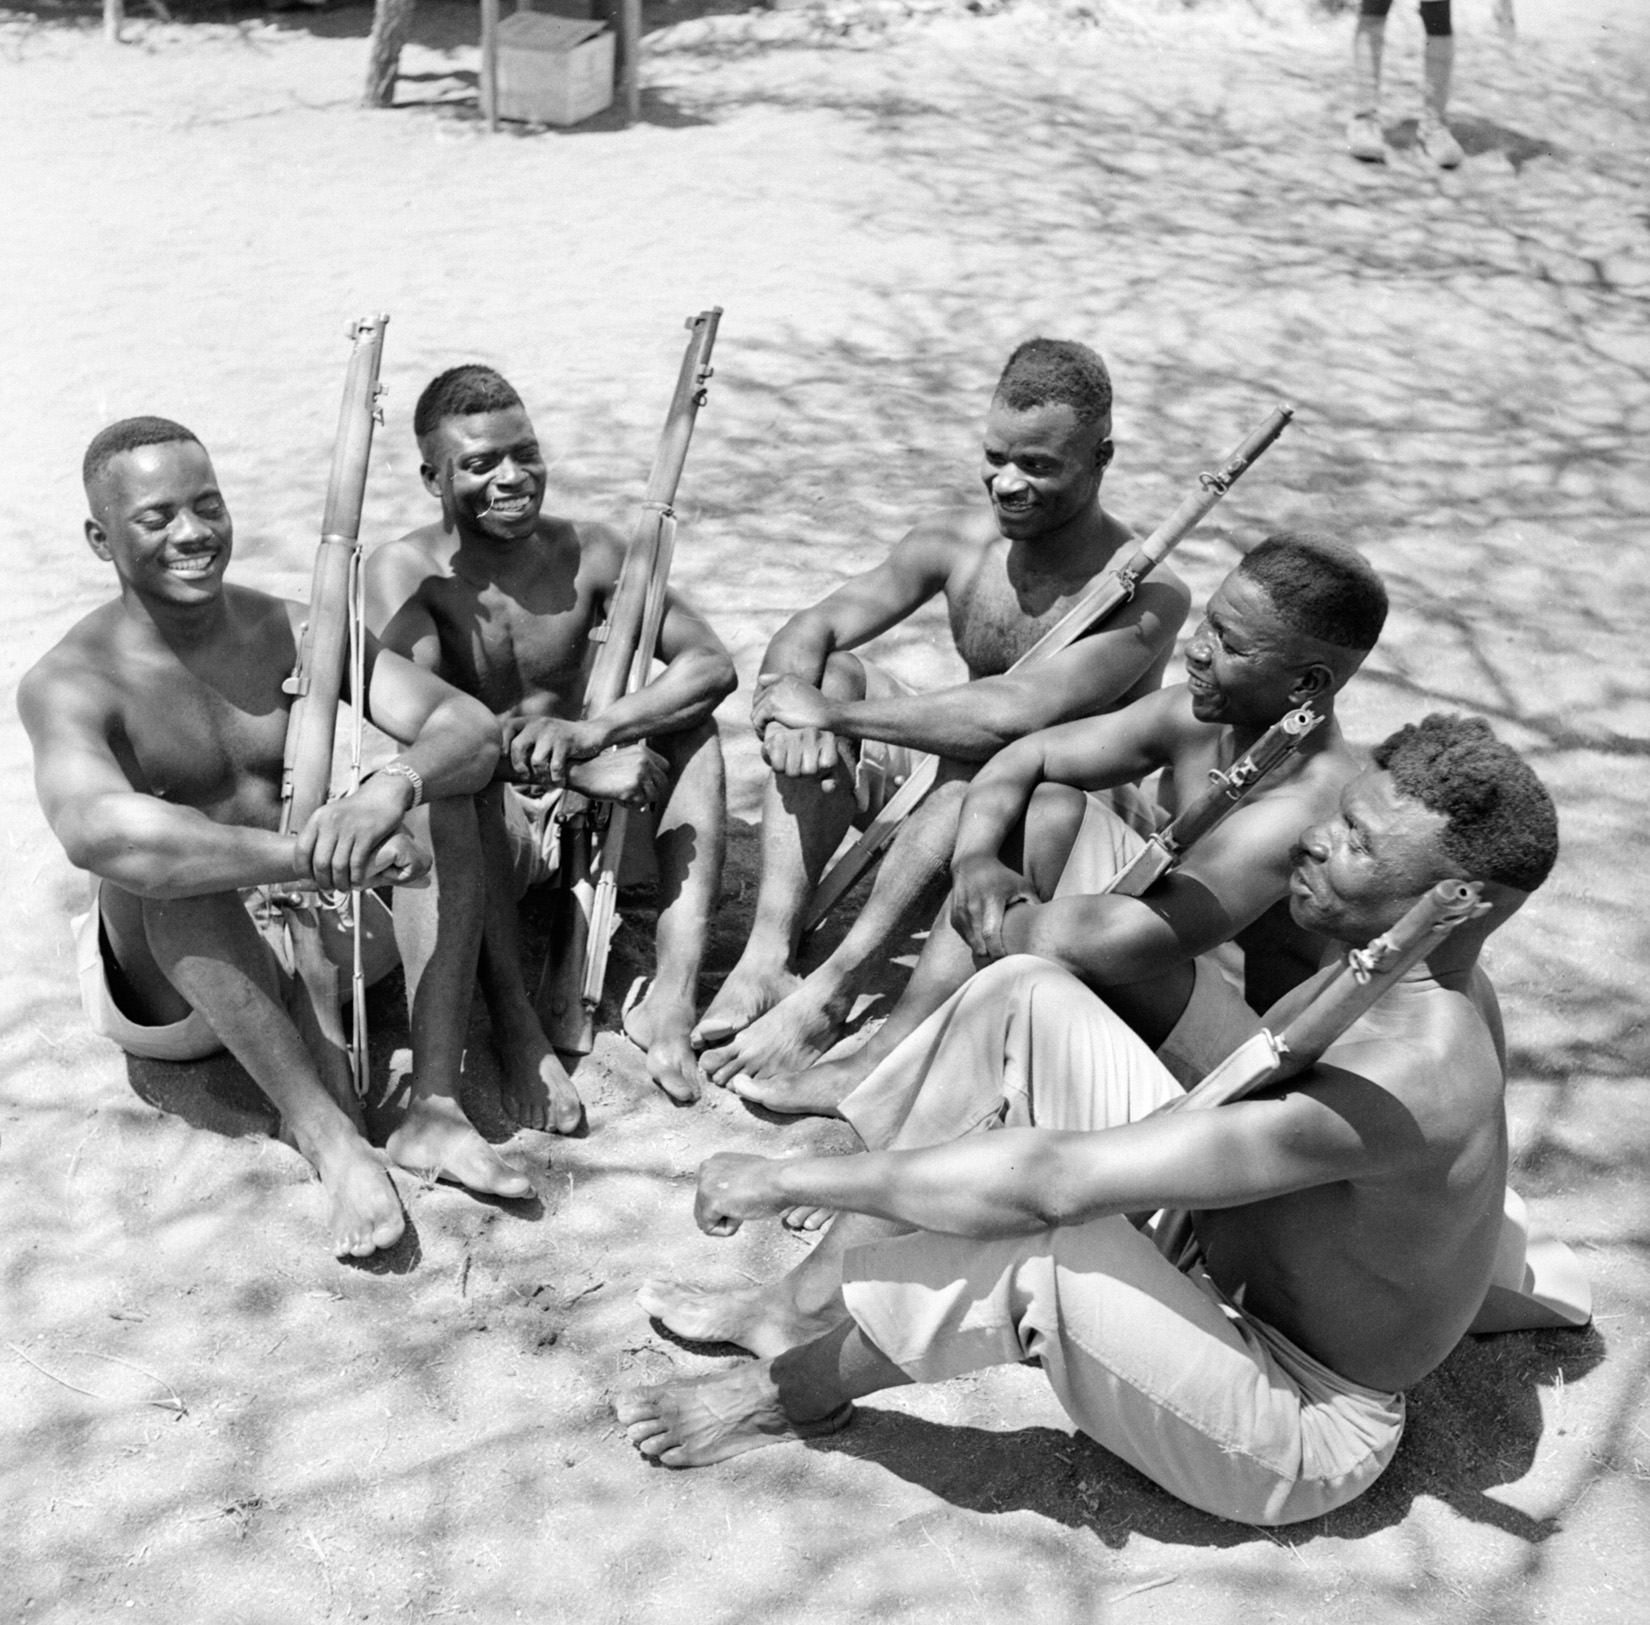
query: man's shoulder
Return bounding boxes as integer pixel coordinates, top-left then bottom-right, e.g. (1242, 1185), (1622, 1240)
(900, 505), (998, 559)
(19, 604), (129, 732)
(1326, 981), (1503, 1119)
(371, 523), (457, 582)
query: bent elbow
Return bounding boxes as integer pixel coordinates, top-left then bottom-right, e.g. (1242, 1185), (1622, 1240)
(708, 651), (738, 705)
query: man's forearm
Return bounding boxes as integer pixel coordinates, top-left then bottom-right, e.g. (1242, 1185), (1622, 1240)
(63, 796), (309, 899)
(390, 697), (501, 800)
(999, 893), (1194, 987)
(584, 648), (735, 748)
(769, 1131), (1135, 1238)
(952, 748), (1046, 866)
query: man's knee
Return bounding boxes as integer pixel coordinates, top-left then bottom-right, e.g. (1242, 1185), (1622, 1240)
(820, 651), (868, 703)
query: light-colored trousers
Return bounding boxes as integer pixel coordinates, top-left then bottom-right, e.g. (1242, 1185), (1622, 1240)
(837, 956), (1405, 1528)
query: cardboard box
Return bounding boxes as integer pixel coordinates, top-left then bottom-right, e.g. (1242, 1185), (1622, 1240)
(495, 12), (614, 127)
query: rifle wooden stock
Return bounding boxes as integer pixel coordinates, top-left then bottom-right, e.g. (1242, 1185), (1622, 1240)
(1102, 702), (1324, 899)
(1149, 879), (1490, 1257)
(538, 309), (722, 1052)
(280, 315), (389, 835)
(800, 404), (1295, 934)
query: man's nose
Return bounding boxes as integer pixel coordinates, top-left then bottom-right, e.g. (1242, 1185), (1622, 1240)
(992, 463), (1027, 493)
(172, 508), (213, 542)
(494, 456), (527, 486)
(1297, 821), (1331, 861)
(1185, 624), (1211, 665)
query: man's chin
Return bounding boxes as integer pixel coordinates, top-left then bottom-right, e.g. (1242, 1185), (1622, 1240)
(476, 512), (539, 542)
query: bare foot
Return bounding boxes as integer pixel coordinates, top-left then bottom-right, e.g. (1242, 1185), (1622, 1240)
(386, 1092), (533, 1199)
(623, 982), (701, 1105)
(699, 982), (846, 1087)
(616, 1364), (852, 1468)
(492, 1009), (584, 1134)
(690, 960), (802, 1049)
(781, 1205), (834, 1231)
(635, 1277), (838, 1359)
(313, 1137), (405, 1259)
(725, 1045), (871, 1118)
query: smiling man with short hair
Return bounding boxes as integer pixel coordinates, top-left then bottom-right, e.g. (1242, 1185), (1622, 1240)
(694, 339), (1190, 1088)
(20, 416), (522, 1259)
(367, 366), (737, 1118)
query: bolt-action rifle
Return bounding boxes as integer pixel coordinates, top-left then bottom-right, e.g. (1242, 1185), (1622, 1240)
(1101, 702), (1325, 900)
(538, 308), (723, 1054)
(277, 314), (392, 1098)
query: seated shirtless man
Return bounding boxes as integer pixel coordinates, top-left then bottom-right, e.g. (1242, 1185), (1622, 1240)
(694, 338), (1189, 1087)
(737, 531), (1385, 1125)
(619, 715), (1568, 1525)
(19, 417), (528, 1260)
(367, 365), (736, 1122)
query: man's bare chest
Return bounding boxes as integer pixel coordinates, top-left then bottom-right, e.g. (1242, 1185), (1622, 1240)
(115, 654), (292, 814)
(423, 571), (598, 709)
(948, 559), (1101, 679)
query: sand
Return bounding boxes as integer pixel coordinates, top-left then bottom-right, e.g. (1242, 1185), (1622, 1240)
(2, 0), (1648, 1618)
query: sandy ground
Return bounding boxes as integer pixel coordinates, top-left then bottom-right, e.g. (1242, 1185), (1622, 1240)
(2, 0), (1648, 1618)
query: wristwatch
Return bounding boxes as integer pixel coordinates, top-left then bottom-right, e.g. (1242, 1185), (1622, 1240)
(375, 760), (425, 809)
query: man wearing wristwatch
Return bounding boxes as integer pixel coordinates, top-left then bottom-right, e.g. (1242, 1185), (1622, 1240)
(19, 417), (530, 1261)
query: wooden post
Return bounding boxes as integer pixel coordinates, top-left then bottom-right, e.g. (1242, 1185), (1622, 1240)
(103, 0), (124, 44)
(619, 0), (640, 124)
(481, 0), (501, 131)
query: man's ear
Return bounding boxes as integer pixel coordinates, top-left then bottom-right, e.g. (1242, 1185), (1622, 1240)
(1289, 661), (1335, 703)
(1095, 437), (1115, 473)
(84, 517), (112, 562)
(418, 460), (441, 499)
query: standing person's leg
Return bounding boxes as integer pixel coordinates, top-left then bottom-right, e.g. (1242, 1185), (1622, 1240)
(623, 717), (727, 1103)
(474, 783), (584, 1134)
(639, 957), (1178, 1353)
(385, 797), (531, 1196)
(690, 653), (868, 1047)
(1418, 0), (1464, 167)
(1348, 0), (1392, 161)
(129, 885), (406, 1257)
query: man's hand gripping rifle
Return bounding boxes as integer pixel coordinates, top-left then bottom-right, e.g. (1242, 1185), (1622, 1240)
(538, 308), (723, 1054)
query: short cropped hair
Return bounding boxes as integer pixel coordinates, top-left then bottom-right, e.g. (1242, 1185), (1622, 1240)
(1372, 713), (1558, 893)
(83, 416), (202, 491)
(994, 339), (1113, 427)
(1238, 531), (1388, 653)
(413, 365), (523, 441)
